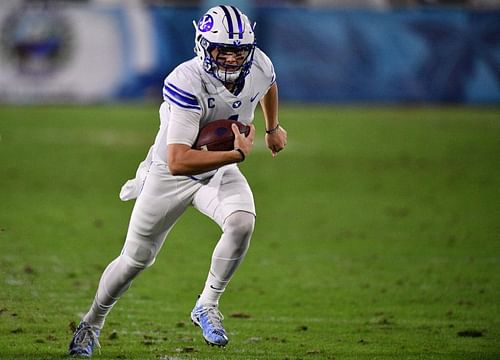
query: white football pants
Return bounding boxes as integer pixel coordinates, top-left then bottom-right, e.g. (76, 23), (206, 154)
(83, 163), (255, 329)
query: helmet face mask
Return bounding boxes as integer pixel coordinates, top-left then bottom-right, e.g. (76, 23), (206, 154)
(210, 44), (254, 83)
(194, 6), (256, 86)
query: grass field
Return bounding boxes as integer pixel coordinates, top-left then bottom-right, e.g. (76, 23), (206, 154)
(0, 104), (499, 359)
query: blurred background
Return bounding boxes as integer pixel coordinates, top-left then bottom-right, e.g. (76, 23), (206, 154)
(0, 0), (499, 105)
(1, 2), (499, 358)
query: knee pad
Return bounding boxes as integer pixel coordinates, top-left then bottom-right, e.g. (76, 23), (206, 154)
(222, 211), (255, 255)
(224, 211), (255, 237)
(122, 239), (157, 270)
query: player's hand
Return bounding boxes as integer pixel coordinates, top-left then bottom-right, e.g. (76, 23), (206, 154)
(265, 125), (287, 157)
(232, 123), (255, 158)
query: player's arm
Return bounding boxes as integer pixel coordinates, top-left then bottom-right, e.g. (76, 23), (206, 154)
(260, 82), (287, 156)
(167, 107), (255, 176)
(168, 130), (253, 176)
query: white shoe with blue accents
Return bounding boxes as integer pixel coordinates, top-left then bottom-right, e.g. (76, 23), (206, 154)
(68, 321), (101, 357)
(191, 299), (229, 347)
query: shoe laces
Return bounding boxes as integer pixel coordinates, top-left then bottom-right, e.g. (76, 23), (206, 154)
(198, 305), (225, 329)
(74, 323), (101, 354)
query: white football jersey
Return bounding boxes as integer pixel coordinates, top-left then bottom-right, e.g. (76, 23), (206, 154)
(150, 47), (275, 178)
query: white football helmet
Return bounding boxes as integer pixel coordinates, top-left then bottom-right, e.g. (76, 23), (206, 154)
(193, 5), (256, 85)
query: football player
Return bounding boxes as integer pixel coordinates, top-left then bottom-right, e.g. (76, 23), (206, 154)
(69, 5), (287, 357)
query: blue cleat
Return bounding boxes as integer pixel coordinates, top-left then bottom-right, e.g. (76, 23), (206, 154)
(68, 321), (101, 357)
(191, 299), (229, 347)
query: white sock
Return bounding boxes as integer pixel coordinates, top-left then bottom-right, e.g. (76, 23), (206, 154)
(82, 255), (144, 329)
(198, 212), (255, 306)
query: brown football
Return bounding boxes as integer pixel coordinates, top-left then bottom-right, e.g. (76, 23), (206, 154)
(193, 119), (250, 151)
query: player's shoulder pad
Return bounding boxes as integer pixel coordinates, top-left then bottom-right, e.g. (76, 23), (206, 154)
(252, 47), (276, 84)
(163, 60), (202, 111)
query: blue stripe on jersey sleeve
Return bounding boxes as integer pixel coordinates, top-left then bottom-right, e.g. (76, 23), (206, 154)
(164, 84), (199, 107)
(166, 82), (197, 100)
(163, 92), (201, 110)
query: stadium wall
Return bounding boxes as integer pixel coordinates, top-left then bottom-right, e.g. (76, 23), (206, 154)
(0, 3), (498, 104)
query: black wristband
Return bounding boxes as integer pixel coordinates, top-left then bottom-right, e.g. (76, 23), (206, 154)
(235, 148), (246, 162)
(265, 123), (280, 134)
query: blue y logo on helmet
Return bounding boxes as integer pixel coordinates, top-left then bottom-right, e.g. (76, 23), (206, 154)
(198, 15), (214, 32)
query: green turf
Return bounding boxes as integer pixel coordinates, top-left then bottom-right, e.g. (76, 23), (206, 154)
(0, 104), (499, 359)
